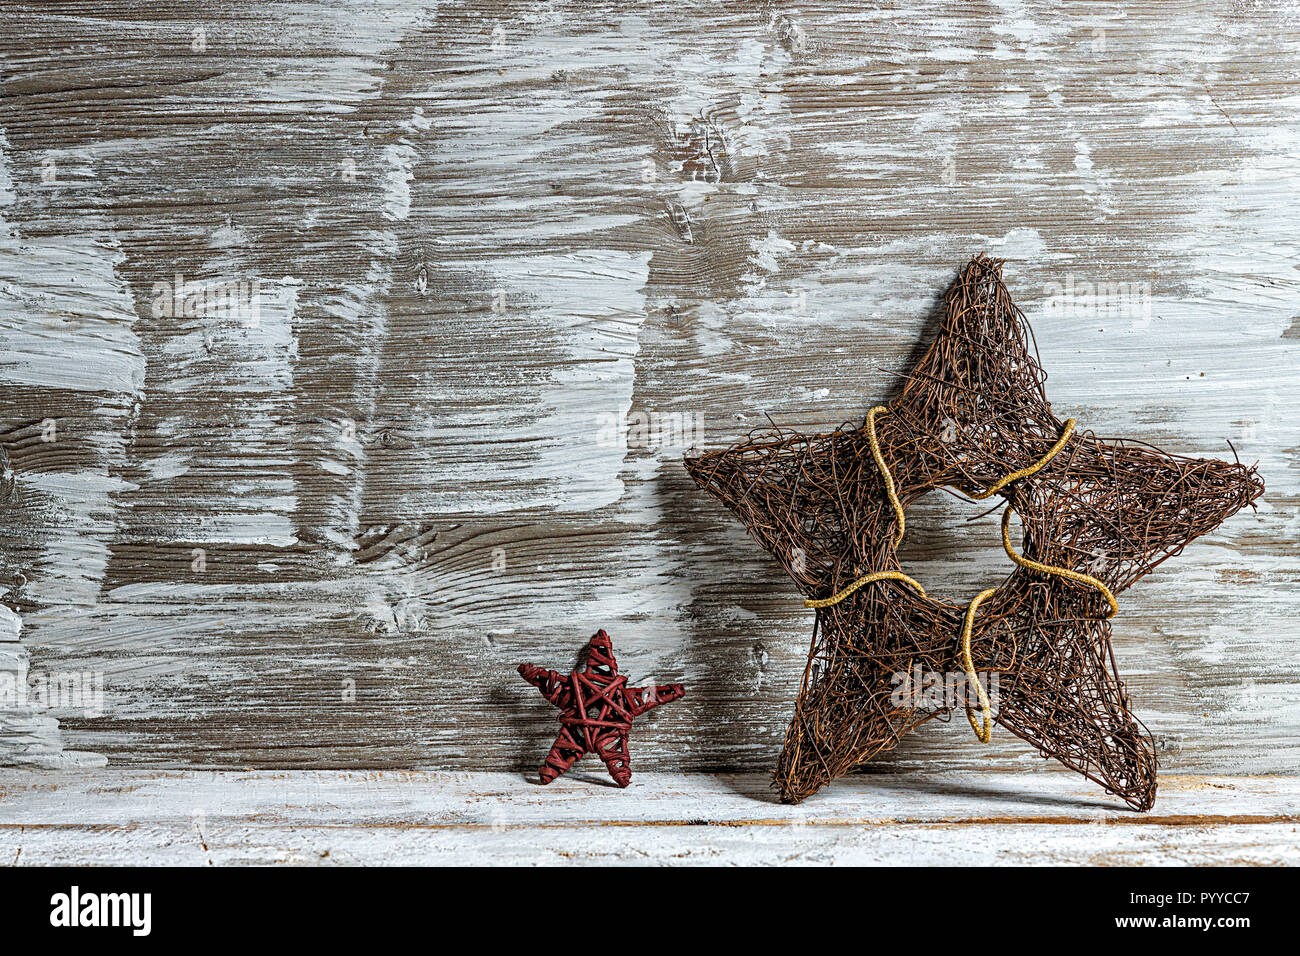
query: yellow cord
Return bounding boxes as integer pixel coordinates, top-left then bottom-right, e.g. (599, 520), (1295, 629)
(967, 419), (1076, 500)
(803, 570), (926, 609)
(806, 411), (1113, 747)
(960, 417), (1090, 739)
(802, 407), (913, 611)
(960, 588), (999, 742)
(999, 506), (1118, 619)
(865, 406), (905, 547)
(957, 506), (1119, 742)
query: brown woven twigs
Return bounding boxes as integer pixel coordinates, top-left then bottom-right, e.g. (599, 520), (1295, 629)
(684, 255), (1263, 810)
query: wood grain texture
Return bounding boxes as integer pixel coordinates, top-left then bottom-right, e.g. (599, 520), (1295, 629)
(0, 2), (1297, 782)
(1, 770), (1297, 865)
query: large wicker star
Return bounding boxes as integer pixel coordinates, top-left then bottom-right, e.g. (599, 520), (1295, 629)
(519, 629), (685, 787)
(685, 256), (1262, 809)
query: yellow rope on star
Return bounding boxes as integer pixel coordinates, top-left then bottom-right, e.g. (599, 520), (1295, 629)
(808, 411), (1076, 612)
(801, 407), (916, 610)
(967, 418), (1076, 499)
(999, 506), (1118, 619)
(865, 405), (905, 547)
(803, 411), (1110, 745)
(803, 570), (926, 609)
(960, 418), (1092, 740)
(957, 506), (1119, 743)
(960, 587), (999, 742)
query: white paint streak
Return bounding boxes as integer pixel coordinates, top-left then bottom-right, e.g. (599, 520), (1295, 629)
(425, 251), (653, 513)
(0, 131), (144, 606)
(0, 607), (105, 767)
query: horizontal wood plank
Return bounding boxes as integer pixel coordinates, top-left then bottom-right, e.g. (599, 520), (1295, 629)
(1, 770), (1297, 865)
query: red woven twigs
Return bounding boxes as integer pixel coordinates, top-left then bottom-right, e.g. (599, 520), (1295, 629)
(519, 629), (685, 788)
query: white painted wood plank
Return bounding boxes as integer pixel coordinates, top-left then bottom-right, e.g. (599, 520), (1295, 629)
(0, 770), (1296, 865)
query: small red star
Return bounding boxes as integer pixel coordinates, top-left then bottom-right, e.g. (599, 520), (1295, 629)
(518, 629), (685, 787)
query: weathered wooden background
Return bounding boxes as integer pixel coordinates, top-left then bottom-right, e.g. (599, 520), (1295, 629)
(0, 1), (1297, 784)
